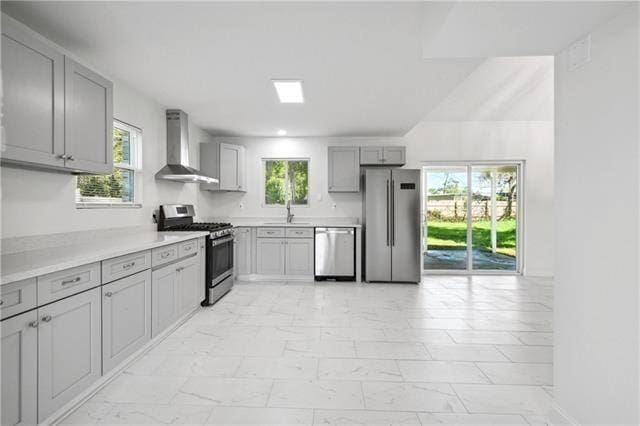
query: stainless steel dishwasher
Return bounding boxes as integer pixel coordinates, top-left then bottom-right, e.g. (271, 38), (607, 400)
(314, 227), (356, 281)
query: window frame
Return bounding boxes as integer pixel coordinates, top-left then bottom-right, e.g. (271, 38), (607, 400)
(75, 119), (143, 209)
(261, 157), (310, 208)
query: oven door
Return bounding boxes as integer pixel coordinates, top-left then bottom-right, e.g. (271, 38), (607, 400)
(208, 235), (234, 286)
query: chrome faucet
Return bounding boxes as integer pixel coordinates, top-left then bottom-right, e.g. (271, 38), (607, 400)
(286, 199), (294, 223)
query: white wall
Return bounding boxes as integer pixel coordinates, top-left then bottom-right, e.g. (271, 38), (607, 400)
(1, 79), (214, 238)
(554, 5), (639, 424)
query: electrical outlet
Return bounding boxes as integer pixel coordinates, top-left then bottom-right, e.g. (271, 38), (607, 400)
(569, 34), (591, 71)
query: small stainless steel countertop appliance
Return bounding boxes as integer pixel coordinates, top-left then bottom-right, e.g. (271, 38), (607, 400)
(315, 227), (356, 281)
(363, 168), (421, 283)
(157, 204), (234, 306)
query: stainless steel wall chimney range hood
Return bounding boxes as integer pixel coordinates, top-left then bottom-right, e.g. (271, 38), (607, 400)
(155, 109), (218, 184)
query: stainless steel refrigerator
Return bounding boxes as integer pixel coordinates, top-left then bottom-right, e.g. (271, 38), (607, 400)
(363, 168), (421, 283)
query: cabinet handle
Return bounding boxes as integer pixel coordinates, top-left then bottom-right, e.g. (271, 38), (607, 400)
(176, 266), (184, 272)
(58, 154), (67, 160)
(0, 300), (4, 306)
(28, 320), (39, 328)
(41, 315), (52, 322)
(104, 292), (113, 298)
(160, 251), (172, 259)
(61, 276), (81, 286)
(67, 155), (75, 161)
(123, 261), (136, 269)
(184, 246), (192, 251)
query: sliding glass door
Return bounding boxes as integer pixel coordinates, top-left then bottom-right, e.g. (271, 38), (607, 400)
(423, 162), (521, 273)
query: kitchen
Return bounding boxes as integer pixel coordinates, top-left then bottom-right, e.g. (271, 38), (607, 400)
(0, 2), (638, 425)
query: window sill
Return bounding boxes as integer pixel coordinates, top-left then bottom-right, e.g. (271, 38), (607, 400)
(76, 203), (143, 209)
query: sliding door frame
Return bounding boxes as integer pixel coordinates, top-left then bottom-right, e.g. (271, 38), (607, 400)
(421, 160), (525, 275)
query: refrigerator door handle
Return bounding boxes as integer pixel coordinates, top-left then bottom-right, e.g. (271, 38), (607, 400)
(386, 179), (390, 246)
(391, 179), (395, 246)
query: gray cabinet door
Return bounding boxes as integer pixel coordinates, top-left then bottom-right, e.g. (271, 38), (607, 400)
(328, 146), (360, 192)
(151, 264), (179, 338)
(383, 146), (406, 166)
(219, 143), (246, 191)
(1, 15), (65, 168)
(285, 239), (314, 276)
(64, 57), (113, 174)
(235, 227), (252, 276)
(256, 238), (285, 275)
(38, 287), (101, 421)
(177, 255), (200, 317)
(102, 270), (151, 373)
(1, 310), (38, 426)
(359, 146), (384, 165)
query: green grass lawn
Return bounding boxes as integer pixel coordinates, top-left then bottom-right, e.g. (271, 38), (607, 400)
(426, 219), (517, 257)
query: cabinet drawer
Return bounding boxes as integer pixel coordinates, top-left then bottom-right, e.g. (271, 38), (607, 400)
(178, 239), (199, 258)
(102, 250), (151, 284)
(286, 228), (314, 238)
(37, 262), (101, 305)
(1, 278), (37, 320)
(257, 227), (285, 238)
(152, 244), (178, 267)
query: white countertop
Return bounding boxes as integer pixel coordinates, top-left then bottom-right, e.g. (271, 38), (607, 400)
(1, 230), (209, 285)
(209, 217), (361, 228)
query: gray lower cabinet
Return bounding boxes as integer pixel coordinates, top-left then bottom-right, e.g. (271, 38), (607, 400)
(1, 310), (38, 426)
(151, 264), (179, 338)
(177, 255), (201, 317)
(102, 270), (151, 373)
(38, 287), (102, 421)
(285, 239), (314, 275)
(256, 238), (286, 275)
(328, 146), (360, 192)
(235, 227), (252, 276)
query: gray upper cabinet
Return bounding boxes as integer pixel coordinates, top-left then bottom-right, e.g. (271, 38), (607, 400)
(1, 310), (38, 426)
(200, 142), (246, 192)
(219, 143), (246, 191)
(328, 146), (360, 192)
(1, 14), (65, 168)
(102, 270), (151, 373)
(1, 13), (113, 175)
(38, 287), (102, 422)
(64, 57), (113, 174)
(359, 145), (406, 166)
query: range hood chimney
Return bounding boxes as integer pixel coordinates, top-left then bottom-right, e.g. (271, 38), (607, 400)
(155, 110), (218, 184)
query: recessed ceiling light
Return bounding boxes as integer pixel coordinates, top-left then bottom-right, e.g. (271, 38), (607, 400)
(277, 129), (287, 136)
(272, 80), (304, 103)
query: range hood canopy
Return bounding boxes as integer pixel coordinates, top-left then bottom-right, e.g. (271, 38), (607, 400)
(155, 109), (218, 184)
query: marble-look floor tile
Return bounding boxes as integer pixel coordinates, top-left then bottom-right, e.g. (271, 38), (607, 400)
(355, 341), (431, 360)
(476, 362), (553, 385)
(418, 412), (528, 424)
(383, 328), (455, 344)
(363, 381), (466, 413)
(256, 326), (322, 341)
(235, 357), (318, 379)
(91, 375), (187, 404)
(284, 340), (357, 358)
(320, 327), (386, 341)
(408, 318), (472, 330)
(206, 407), (313, 424)
(453, 384), (552, 415)
(133, 355), (243, 377)
(61, 402), (212, 424)
(207, 337), (286, 357)
(314, 409), (421, 425)
(397, 360), (489, 384)
(511, 332), (554, 346)
(426, 344), (508, 362)
(447, 330), (521, 345)
(497, 345), (553, 363)
(318, 358), (403, 381)
(269, 380), (364, 409)
(172, 377), (273, 406)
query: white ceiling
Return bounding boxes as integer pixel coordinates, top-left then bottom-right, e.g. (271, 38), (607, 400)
(1, 2), (627, 137)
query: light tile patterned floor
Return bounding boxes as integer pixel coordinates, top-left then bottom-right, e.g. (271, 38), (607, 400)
(61, 275), (553, 425)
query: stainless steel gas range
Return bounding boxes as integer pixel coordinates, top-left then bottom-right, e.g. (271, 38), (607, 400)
(157, 204), (234, 306)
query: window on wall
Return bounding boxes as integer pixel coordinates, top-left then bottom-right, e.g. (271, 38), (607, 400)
(263, 159), (309, 205)
(76, 120), (142, 208)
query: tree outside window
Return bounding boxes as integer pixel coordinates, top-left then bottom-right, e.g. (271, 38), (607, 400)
(264, 159), (309, 205)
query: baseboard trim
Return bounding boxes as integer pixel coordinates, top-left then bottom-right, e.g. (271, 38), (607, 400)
(550, 400), (579, 425)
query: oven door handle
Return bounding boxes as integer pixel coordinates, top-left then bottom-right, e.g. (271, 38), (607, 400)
(210, 236), (234, 247)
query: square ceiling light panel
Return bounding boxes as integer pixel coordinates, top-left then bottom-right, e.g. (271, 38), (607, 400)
(272, 80), (304, 103)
